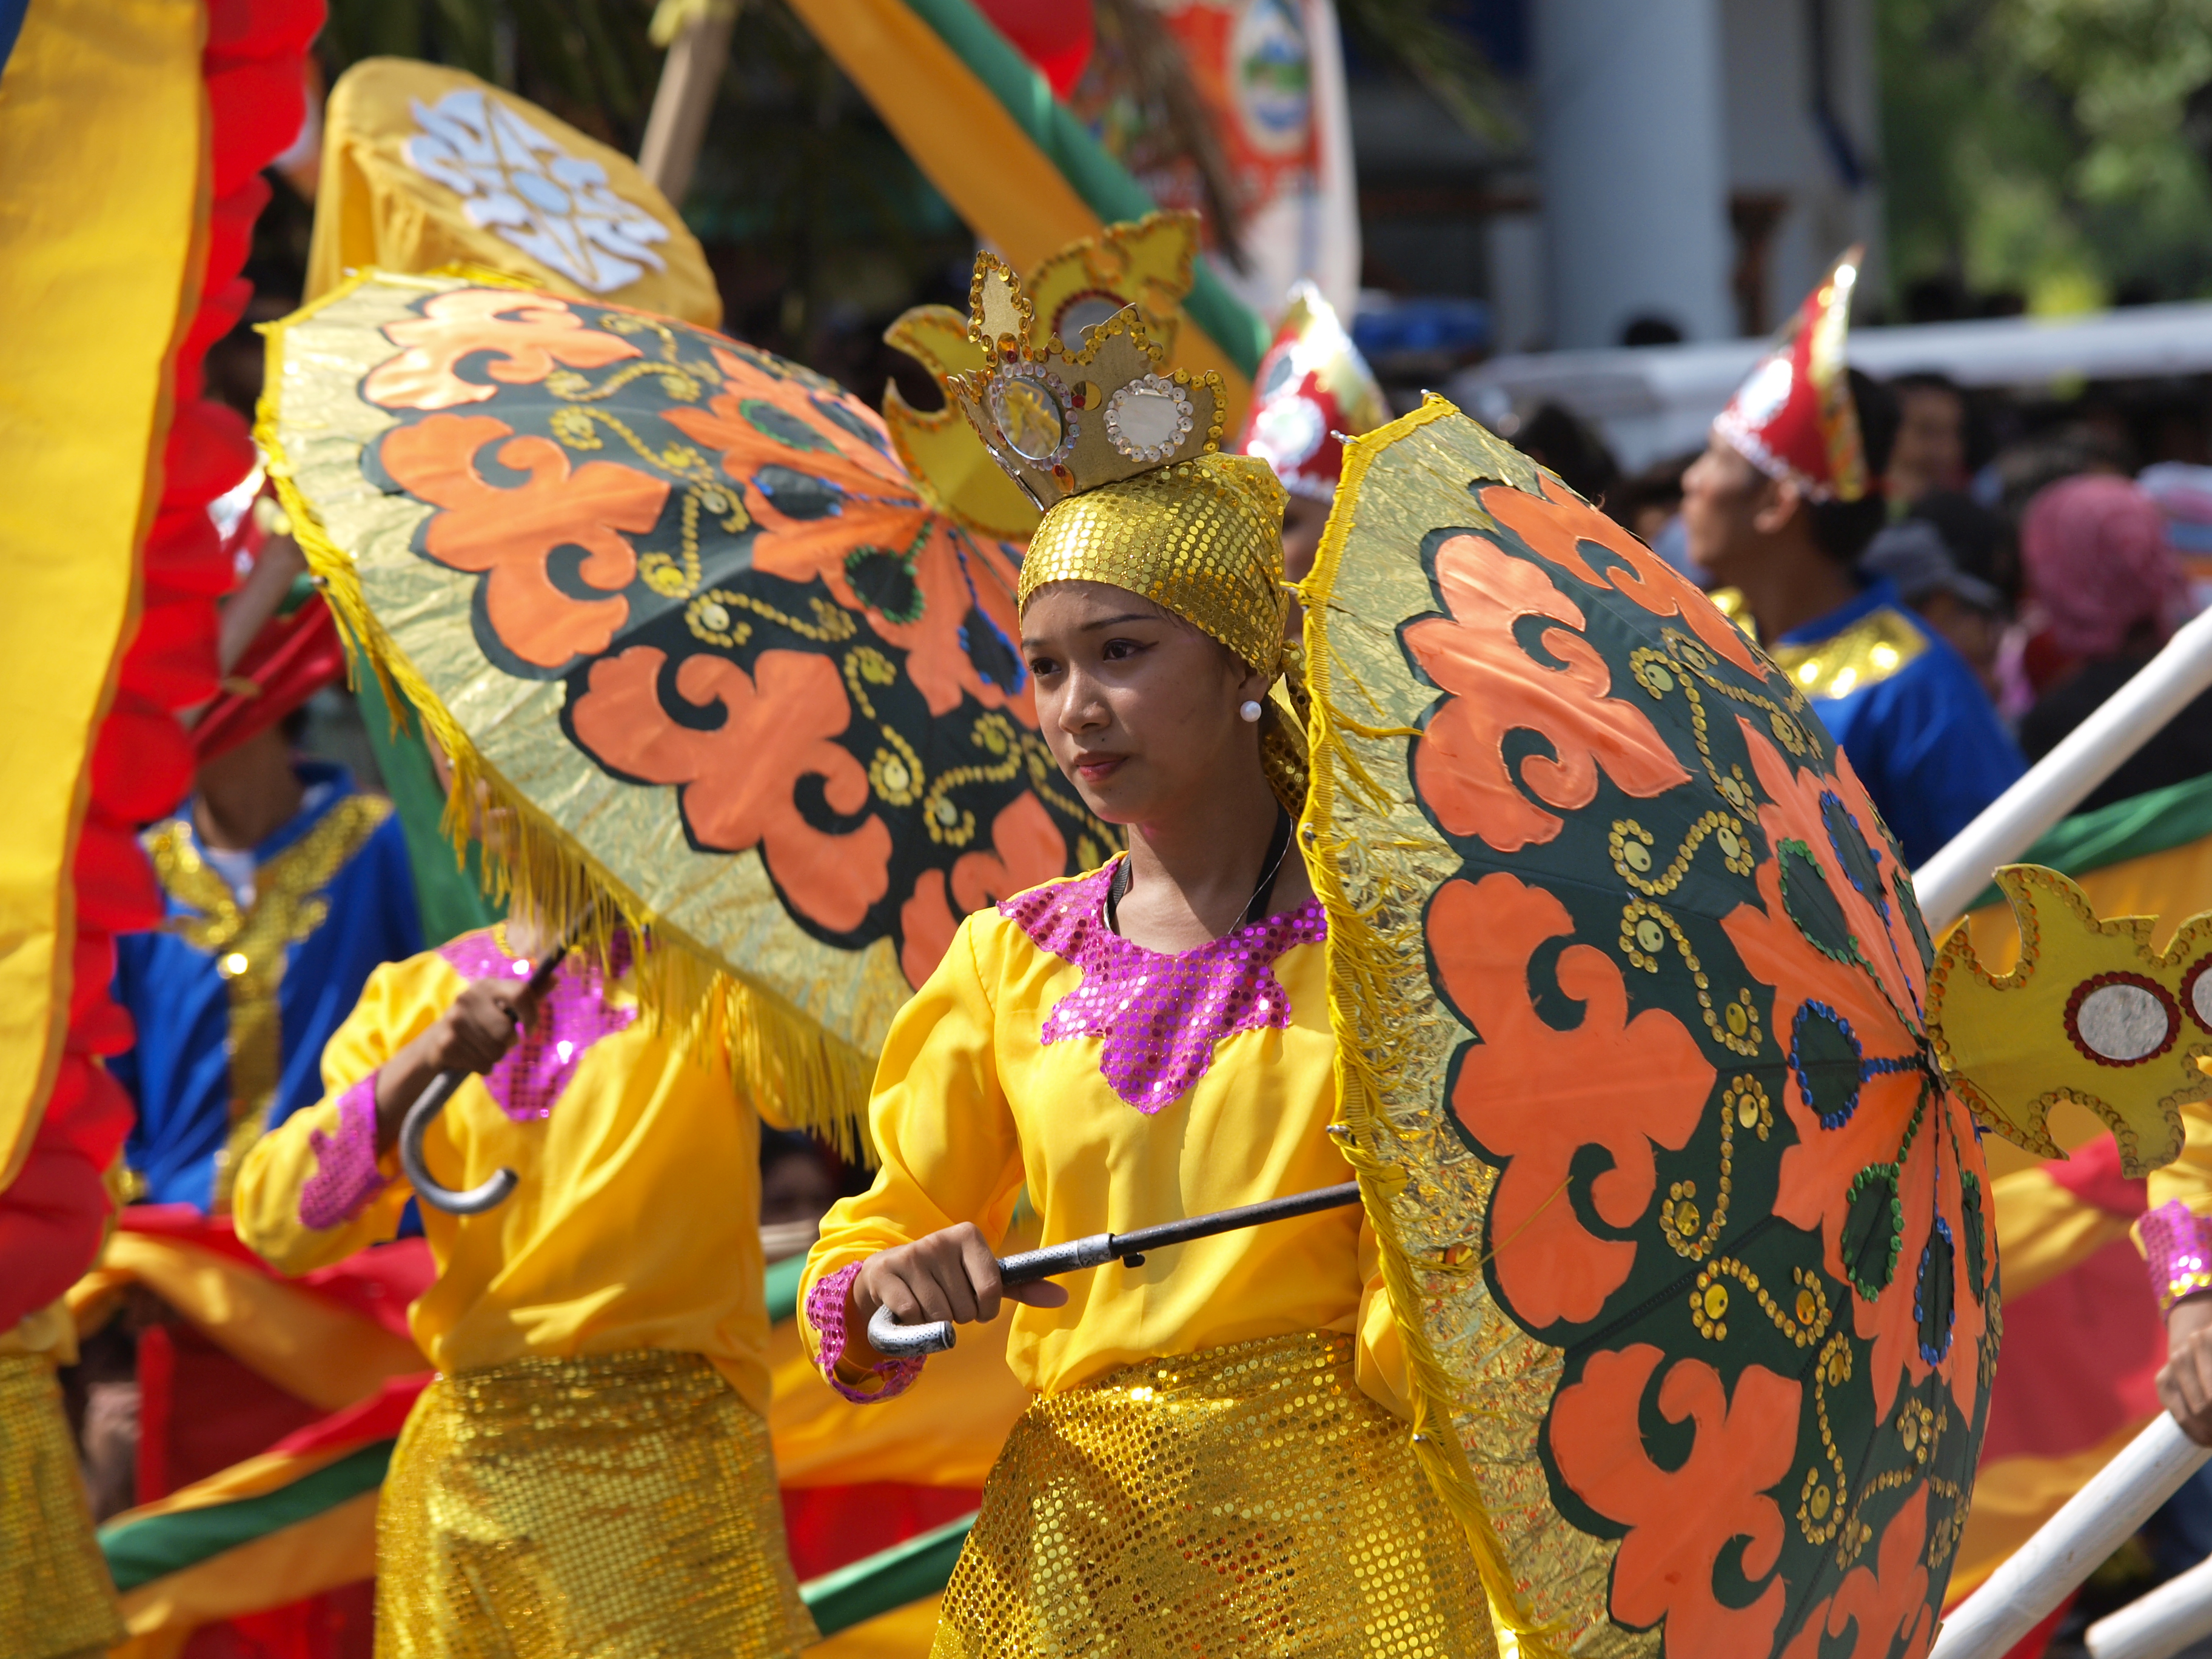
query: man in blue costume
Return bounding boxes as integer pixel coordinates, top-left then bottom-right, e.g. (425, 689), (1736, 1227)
(111, 531), (423, 1212)
(1681, 250), (2023, 867)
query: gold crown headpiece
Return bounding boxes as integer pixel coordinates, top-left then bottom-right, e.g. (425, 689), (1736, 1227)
(945, 253), (1228, 514)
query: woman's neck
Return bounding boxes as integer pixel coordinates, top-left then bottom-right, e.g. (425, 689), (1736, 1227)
(1114, 769), (1308, 952)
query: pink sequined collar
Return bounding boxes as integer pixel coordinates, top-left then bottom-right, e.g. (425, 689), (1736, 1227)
(438, 930), (636, 1122)
(999, 863), (1326, 1113)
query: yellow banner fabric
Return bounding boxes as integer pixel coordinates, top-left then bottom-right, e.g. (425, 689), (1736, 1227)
(779, 0), (1250, 430)
(0, 0), (207, 1180)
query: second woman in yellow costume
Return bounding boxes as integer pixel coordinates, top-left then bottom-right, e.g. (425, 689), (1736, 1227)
(233, 916), (817, 1659)
(800, 401), (1496, 1652)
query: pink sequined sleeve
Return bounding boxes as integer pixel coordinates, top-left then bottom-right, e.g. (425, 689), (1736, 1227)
(298, 1075), (390, 1231)
(2140, 1200), (2212, 1317)
(805, 1261), (924, 1403)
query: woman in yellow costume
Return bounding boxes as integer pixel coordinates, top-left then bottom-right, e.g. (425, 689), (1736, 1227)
(799, 259), (1493, 1658)
(232, 915), (817, 1658)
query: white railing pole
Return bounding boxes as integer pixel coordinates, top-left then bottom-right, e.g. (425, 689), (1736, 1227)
(1931, 1416), (2212, 1659)
(1913, 608), (2212, 934)
(2087, 1550), (2212, 1659)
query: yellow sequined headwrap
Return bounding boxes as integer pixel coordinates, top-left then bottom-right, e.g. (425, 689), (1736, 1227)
(1017, 452), (1289, 676)
(1018, 452), (1308, 811)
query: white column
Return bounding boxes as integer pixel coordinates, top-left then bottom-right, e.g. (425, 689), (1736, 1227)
(1535, 0), (1735, 347)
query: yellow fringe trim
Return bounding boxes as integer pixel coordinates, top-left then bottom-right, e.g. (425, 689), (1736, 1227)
(253, 269), (875, 1158)
(1299, 395), (1563, 1657)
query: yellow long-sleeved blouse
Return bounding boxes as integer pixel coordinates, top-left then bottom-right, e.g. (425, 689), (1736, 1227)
(800, 864), (1409, 1413)
(2148, 1102), (2212, 1218)
(234, 930), (781, 1414)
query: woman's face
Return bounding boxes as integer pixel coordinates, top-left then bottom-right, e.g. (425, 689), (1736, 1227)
(1021, 580), (1268, 826)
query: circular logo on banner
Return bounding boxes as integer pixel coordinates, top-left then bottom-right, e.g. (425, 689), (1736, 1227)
(1233, 0), (1313, 158)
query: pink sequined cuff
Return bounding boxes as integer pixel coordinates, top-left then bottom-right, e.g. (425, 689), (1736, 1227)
(805, 1262), (924, 1404)
(299, 1076), (389, 1230)
(2140, 1201), (2212, 1317)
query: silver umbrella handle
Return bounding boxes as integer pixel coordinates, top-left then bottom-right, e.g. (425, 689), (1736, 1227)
(397, 933), (573, 1215)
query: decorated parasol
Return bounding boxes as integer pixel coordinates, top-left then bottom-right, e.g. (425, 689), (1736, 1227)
(1301, 396), (1993, 1657)
(259, 270), (1120, 1145)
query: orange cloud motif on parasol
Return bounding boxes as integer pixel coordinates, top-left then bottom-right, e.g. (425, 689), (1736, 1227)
(1403, 542), (1689, 853)
(375, 414), (663, 669)
(261, 272), (1116, 1142)
(1301, 395), (1996, 1657)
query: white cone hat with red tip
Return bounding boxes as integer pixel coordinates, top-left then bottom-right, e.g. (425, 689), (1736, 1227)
(1713, 247), (1872, 504)
(1238, 283), (1390, 502)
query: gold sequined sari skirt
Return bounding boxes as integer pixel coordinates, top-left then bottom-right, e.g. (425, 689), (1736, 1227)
(0, 1355), (124, 1659)
(933, 1330), (1496, 1659)
(377, 1348), (816, 1659)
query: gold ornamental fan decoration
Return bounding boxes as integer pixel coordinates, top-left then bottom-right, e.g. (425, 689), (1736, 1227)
(945, 255), (1225, 516)
(881, 210), (1205, 542)
(1929, 864), (2212, 1174)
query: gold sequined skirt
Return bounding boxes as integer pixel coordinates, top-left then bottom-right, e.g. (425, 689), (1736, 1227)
(0, 1355), (124, 1659)
(377, 1348), (817, 1659)
(933, 1330), (1497, 1659)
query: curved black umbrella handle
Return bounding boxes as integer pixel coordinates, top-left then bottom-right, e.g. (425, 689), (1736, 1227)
(397, 933), (572, 1215)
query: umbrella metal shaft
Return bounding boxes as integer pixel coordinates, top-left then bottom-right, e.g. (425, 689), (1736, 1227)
(867, 1181), (1364, 1358)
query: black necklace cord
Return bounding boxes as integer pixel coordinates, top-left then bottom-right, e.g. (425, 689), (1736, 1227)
(1105, 806), (1293, 938)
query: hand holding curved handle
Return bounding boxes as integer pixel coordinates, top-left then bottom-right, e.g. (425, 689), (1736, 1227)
(857, 1182), (1362, 1360)
(397, 934), (572, 1215)
(398, 1070), (521, 1215)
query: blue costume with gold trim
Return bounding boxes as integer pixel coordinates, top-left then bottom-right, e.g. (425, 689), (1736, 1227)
(112, 762), (423, 1211)
(1769, 577), (2025, 867)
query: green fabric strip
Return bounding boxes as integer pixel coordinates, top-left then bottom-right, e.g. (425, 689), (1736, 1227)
(1964, 772), (2212, 914)
(902, 0), (1269, 380)
(98, 1442), (395, 1594)
(95, 1423), (972, 1624)
(351, 677), (503, 946)
(801, 1510), (977, 1636)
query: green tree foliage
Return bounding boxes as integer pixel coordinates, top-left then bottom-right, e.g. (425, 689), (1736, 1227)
(1882, 0), (2212, 310)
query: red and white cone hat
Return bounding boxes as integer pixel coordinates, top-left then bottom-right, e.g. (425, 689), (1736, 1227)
(1238, 283), (1390, 503)
(1712, 247), (1871, 504)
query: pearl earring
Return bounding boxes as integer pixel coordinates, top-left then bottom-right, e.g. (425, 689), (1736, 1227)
(1239, 699), (1264, 723)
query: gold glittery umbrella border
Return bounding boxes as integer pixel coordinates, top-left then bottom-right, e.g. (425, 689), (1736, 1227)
(1299, 395), (1649, 1659)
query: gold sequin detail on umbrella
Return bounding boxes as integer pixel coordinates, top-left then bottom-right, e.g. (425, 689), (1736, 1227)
(376, 1347), (816, 1659)
(0, 1356), (125, 1659)
(932, 1330), (1497, 1659)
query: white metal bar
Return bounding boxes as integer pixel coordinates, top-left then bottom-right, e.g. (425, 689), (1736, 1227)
(1931, 1416), (2212, 1659)
(2088, 1549), (2212, 1659)
(1913, 608), (2212, 934)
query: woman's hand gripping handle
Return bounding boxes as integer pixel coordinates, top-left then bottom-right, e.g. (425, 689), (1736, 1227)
(845, 1224), (1076, 1362)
